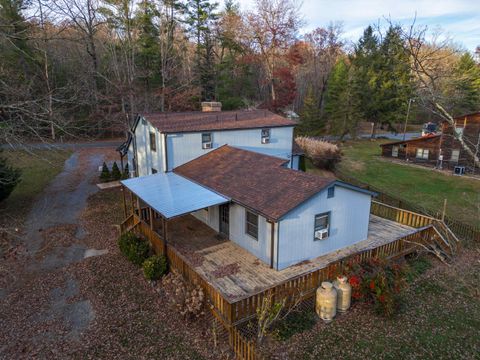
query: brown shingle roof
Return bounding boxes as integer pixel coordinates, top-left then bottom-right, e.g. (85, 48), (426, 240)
(174, 145), (334, 221)
(142, 110), (296, 133)
(379, 134), (441, 147)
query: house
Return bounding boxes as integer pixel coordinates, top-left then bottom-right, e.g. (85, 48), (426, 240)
(120, 103), (299, 177)
(439, 111), (480, 172)
(380, 134), (441, 163)
(122, 145), (376, 270)
(380, 111), (480, 173)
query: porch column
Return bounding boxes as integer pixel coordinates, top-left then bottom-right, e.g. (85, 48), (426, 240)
(121, 185), (127, 218)
(149, 207), (154, 229)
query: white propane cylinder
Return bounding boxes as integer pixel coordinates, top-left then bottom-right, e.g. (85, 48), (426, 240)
(333, 275), (352, 312)
(316, 281), (337, 323)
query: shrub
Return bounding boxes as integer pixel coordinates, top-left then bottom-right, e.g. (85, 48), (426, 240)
(345, 257), (408, 317)
(122, 163), (130, 179)
(111, 161), (122, 180)
(143, 255), (168, 280)
(295, 136), (342, 170)
(298, 155), (306, 172)
(273, 310), (317, 341)
(100, 162), (111, 182)
(118, 232), (150, 265)
(0, 151), (21, 202)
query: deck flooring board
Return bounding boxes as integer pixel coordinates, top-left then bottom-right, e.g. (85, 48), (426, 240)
(166, 214), (418, 302)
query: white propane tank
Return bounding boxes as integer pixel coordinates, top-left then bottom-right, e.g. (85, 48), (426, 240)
(333, 276), (352, 312)
(316, 281), (337, 323)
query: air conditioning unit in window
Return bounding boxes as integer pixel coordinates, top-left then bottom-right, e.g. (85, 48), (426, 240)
(315, 229), (329, 240)
(454, 166), (465, 176)
(261, 137), (270, 144)
(202, 142), (212, 149)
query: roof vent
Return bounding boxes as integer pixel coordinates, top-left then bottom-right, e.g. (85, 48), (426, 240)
(201, 102), (222, 112)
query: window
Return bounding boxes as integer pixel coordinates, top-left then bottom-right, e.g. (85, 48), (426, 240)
(149, 132), (156, 152)
(245, 210), (258, 240)
(451, 149), (460, 163)
(314, 212), (330, 240)
(392, 146), (399, 157)
(416, 148), (429, 160)
(202, 133), (212, 149)
(327, 186), (335, 198)
(151, 168), (158, 174)
(261, 128), (270, 144)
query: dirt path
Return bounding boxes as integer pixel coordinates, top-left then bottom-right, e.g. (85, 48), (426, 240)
(0, 148), (112, 356)
(1, 147), (229, 359)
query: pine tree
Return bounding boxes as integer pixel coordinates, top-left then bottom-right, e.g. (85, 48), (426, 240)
(122, 163), (130, 179)
(183, 0), (218, 101)
(100, 162), (111, 182)
(450, 53), (480, 115)
(0, 151), (21, 202)
(299, 86), (323, 135)
(111, 161), (122, 180)
(324, 58), (361, 139)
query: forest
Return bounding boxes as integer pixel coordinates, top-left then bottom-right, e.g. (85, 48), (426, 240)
(1, 0), (480, 144)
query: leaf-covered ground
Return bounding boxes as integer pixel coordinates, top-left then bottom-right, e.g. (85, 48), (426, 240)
(0, 148), (231, 359)
(261, 249), (480, 359)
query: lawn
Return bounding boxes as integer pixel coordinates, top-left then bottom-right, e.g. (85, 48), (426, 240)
(333, 140), (480, 227)
(0, 149), (71, 218)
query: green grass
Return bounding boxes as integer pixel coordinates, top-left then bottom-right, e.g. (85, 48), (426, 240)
(335, 140), (480, 226)
(281, 254), (480, 360)
(0, 150), (71, 218)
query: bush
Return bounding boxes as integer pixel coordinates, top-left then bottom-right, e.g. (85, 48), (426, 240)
(273, 310), (317, 341)
(295, 136), (342, 170)
(111, 161), (122, 180)
(118, 232), (150, 265)
(100, 162), (111, 182)
(345, 257), (408, 317)
(0, 152), (21, 202)
(143, 255), (168, 280)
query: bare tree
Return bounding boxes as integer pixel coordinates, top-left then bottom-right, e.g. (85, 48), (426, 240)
(400, 22), (480, 168)
(245, 0), (303, 103)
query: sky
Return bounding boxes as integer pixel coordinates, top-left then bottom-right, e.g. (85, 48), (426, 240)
(238, 0), (480, 51)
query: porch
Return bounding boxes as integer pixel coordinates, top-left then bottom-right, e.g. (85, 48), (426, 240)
(154, 213), (420, 302)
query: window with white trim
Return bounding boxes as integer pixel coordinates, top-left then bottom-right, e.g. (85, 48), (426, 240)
(245, 210), (258, 240)
(416, 148), (429, 160)
(314, 212), (330, 240)
(451, 149), (460, 162)
(261, 128), (271, 144)
(392, 146), (399, 157)
(327, 186), (335, 198)
(202, 133), (212, 149)
(149, 132), (156, 152)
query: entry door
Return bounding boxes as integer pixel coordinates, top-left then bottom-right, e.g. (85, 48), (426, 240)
(219, 204), (230, 237)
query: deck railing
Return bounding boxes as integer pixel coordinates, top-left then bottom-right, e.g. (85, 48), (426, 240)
(120, 203), (451, 360)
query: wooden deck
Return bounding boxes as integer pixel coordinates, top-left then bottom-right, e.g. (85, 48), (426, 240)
(166, 214), (419, 302)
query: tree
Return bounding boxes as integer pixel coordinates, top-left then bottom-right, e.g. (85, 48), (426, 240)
(324, 58), (361, 139)
(0, 151), (21, 202)
(246, 0), (302, 107)
(183, 0), (219, 101)
(449, 52), (480, 115)
(298, 86), (322, 135)
(400, 22), (480, 168)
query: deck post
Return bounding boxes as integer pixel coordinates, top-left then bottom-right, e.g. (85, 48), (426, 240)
(121, 185), (127, 219)
(130, 191), (135, 215)
(149, 207), (153, 229)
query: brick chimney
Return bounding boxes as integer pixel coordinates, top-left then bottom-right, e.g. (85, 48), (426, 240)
(201, 101), (222, 112)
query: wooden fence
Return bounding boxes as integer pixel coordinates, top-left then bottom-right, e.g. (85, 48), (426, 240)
(121, 204), (447, 360)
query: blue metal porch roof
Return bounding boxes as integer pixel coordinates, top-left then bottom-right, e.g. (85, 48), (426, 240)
(121, 172), (230, 219)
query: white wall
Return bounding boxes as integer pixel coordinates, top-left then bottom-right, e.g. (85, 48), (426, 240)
(277, 186), (371, 270)
(132, 118), (164, 176)
(191, 203), (276, 267)
(166, 127), (294, 171)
